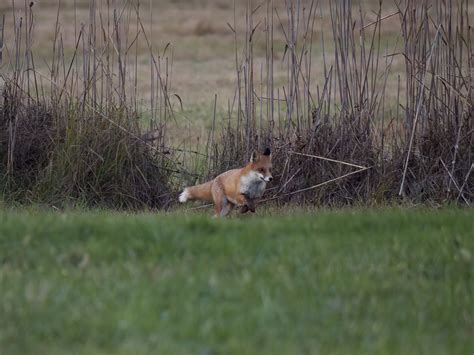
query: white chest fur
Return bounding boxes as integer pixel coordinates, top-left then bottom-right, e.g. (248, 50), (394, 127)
(239, 171), (266, 199)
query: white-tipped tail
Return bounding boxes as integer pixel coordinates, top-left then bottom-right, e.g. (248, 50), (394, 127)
(179, 188), (190, 203)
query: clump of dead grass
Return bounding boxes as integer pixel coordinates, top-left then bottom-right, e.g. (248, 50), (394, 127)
(0, 0), (472, 209)
(0, 0), (179, 209)
(196, 0), (472, 207)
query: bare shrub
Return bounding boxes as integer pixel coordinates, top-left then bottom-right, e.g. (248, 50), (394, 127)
(0, 0), (472, 209)
(0, 1), (179, 209)
(198, 0), (472, 207)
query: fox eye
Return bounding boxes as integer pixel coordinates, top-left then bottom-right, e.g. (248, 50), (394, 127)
(259, 168), (265, 173)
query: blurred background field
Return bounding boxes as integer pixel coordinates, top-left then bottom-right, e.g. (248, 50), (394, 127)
(1, 0), (406, 121)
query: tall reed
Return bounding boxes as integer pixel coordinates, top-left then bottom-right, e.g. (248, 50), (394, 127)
(204, 0), (472, 206)
(0, 0), (472, 208)
(0, 0), (181, 208)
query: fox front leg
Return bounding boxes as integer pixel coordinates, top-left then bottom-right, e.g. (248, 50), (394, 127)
(238, 194), (256, 213)
(240, 205), (249, 214)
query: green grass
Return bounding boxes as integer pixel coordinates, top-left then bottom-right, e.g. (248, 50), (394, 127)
(0, 208), (472, 355)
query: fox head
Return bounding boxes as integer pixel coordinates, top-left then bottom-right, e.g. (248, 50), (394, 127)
(249, 148), (273, 182)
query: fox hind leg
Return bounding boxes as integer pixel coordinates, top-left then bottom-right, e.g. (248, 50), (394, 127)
(214, 197), (233, 218)
(211, 179), (234, 218)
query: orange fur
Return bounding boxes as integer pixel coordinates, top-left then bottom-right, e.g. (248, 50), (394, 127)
(179, 149), (273, 217)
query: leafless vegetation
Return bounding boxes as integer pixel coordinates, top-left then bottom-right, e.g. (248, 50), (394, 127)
(0, 0), (177, 208)
(202, 0), (473, 206)
(0, 0), (472, 209)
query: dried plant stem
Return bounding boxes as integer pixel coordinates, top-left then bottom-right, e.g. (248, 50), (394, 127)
(289, 151), (367, 170)
(399, 25), (442, 197)
(262, 166), (372, 203)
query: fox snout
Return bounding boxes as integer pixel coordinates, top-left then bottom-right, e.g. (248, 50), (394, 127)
(257, 173), (273, 182)
(264, 176), (273, 182)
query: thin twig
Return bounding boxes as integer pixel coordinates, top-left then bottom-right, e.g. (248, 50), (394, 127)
(262, 166), (372, 203)
(440, 159), (470, 205)
(399, 25), (442, 196)
(456, 163), (473, 204)
(289, 151), (367, 169)
(360, 11), (400, 30)
(186, 203), (213, 211)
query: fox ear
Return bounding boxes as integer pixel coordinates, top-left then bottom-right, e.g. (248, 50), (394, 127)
(250, 150), (259, 163)
(263, 148), (271, 156)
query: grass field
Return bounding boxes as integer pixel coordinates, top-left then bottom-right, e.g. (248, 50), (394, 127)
(1, 208), (472, 355)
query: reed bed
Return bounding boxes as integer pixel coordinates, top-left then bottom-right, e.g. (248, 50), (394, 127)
(202, 0), (472, 206)
(0, 0), (472, 209)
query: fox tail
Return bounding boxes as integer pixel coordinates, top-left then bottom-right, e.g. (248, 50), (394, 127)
(179, 181), (213, 203)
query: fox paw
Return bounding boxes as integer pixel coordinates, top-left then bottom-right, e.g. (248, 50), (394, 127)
(240, 205), (256, 214)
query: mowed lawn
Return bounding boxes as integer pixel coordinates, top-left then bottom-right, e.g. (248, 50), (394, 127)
(0, 208), (472, 355)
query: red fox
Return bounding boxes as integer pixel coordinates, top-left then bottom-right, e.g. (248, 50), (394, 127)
(179, 148), (273, 217)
